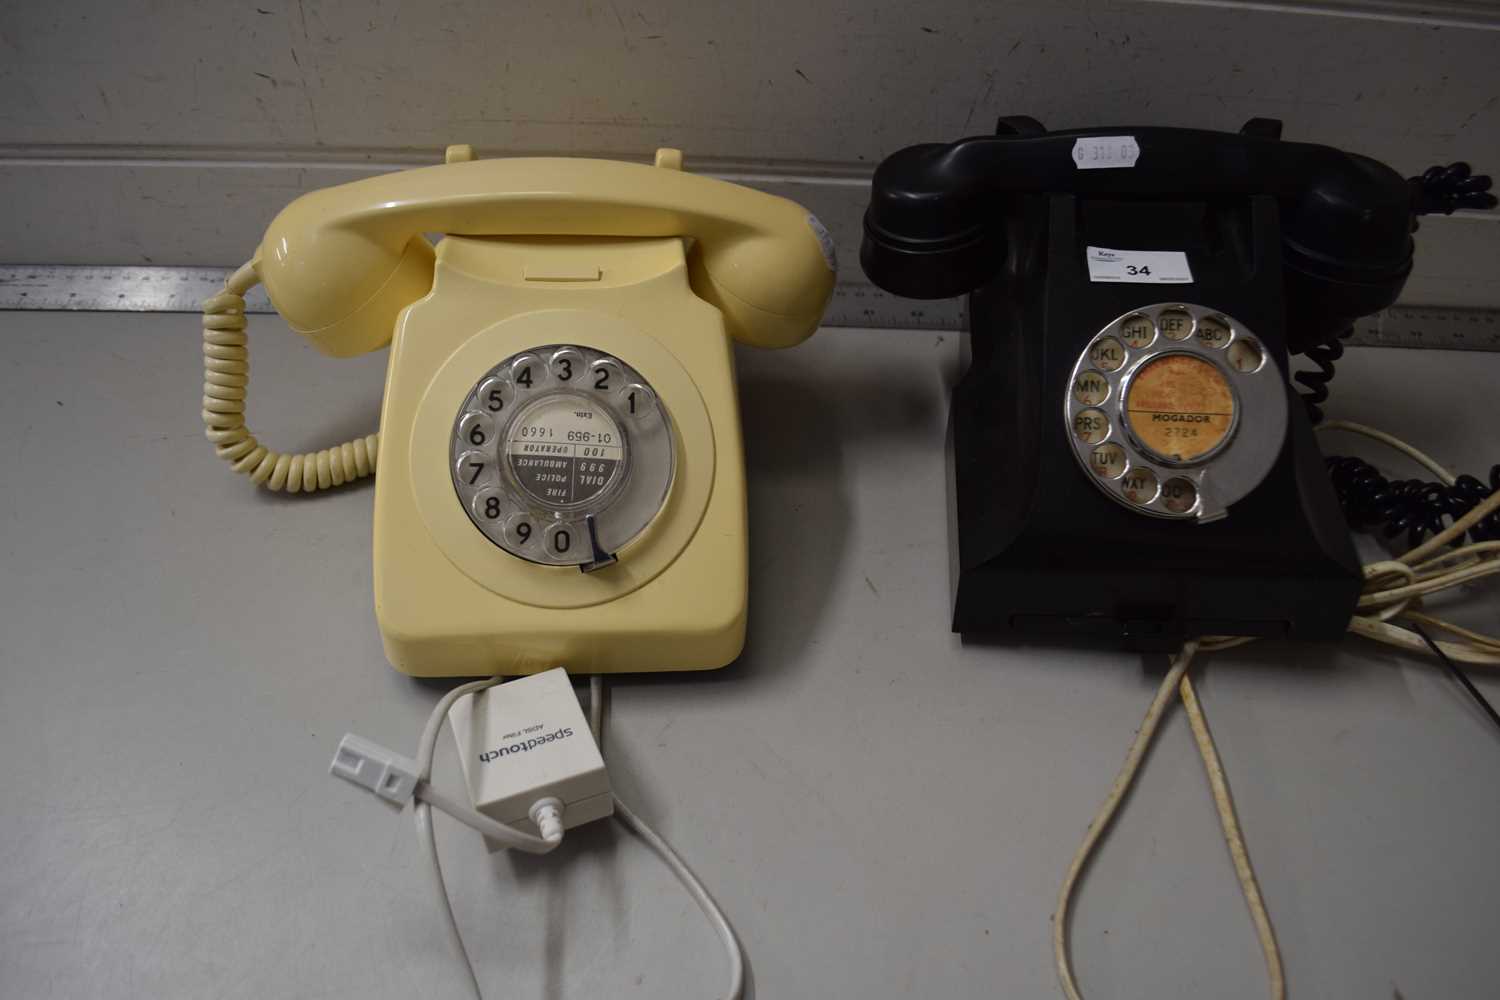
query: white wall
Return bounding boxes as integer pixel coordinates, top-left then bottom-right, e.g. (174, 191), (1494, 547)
(2, 0), (1497, 303)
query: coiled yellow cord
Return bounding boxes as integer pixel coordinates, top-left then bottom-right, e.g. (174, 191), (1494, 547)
(201, 261), (379, 492)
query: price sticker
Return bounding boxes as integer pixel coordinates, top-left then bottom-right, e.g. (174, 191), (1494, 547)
(1071, 136), (1140, 169)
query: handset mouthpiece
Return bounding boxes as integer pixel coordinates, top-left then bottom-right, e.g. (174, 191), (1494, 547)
(861, 142), (1007, 300)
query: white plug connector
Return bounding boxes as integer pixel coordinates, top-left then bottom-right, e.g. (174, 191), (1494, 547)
(329, 733), (420, 807)
(329, 724), (569, 855)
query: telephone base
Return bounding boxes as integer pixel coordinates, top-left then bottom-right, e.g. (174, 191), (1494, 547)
(946, 341), (1362, 652)
(945, 192), (1363, 652)
(946, 387), (1362, 651)
(372, 235), (750, 677)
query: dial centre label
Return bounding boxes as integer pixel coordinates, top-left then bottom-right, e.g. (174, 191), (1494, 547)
(1124, 354), (1234, 462)
(505, 393), (624, 508)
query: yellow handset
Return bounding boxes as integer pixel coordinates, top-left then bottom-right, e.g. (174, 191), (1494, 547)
(202, 148), (835, 676)
(258, 152), (833, 357)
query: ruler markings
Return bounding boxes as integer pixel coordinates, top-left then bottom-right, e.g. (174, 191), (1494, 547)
(2, 265), (1496, 351)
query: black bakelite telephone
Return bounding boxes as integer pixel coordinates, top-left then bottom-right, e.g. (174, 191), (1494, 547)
(862, 116), (1495, 651)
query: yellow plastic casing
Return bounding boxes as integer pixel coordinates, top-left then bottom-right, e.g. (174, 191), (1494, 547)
(372, 234), (749, 677)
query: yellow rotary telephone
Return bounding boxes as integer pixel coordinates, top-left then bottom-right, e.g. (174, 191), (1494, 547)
(202, 146), (836, 676)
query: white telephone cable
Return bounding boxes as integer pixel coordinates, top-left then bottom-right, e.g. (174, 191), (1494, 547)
(587, 674), (747, 1000)
(380, 674), (745, 1000)
(1057, 423), (1500, 999)
(201, 261), (379, 492)
(1053, 642), (1286, 1000)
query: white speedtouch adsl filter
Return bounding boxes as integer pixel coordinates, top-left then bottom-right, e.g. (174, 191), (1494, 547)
(448, 669), (612, 849)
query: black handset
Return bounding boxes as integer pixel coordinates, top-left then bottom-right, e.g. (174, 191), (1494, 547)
(863, 118), (1416, 351)
(862, 117), (1437, 650)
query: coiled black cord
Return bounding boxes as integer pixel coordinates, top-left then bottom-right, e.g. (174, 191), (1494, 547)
(1325, 455), (1500, 548)
(1299, 161), (1498, 548)
(1409, 161), (1497, 216)
(1294, 327), (1349, 425)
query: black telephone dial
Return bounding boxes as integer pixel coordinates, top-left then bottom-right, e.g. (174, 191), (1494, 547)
(861, 116), (1486, 651)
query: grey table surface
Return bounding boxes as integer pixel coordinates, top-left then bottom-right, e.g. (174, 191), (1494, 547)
(2, 312), (1498, 1000)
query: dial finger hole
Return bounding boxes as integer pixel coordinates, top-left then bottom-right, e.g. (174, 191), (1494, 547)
(1073, 370), (1110, 406)
(1227, 336), (1264, 373)
(1120, 314), (1155, 349)
(504, 512), (538, 548)
(1073, 407), (1109, 444)
(455, 450), (493, 489)
(589, 357), (625, 394)
(1120, 467), (1160, 505)
(621, 382), (657, 418)
(458, 412), (494, 449)
(549, 347), (585, 384)
(1089, 336), (1126, 372)
(510, 354), (545, 390)
(1195, 315), (1232, 349)
(544, 521), (579, 559)
(471, 487), (508, 523)
(1158, 308), (1194, 341)
(477, 375), (512, 415)
(1090, 443), (1128, 480)
(1162, 477), (1198, 514)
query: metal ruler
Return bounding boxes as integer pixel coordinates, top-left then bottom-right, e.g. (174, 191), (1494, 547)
(1347, 305), (1500, 351)
(2, 264), (1497, 351)
(820, 281), (968, 331)
(0, 265), (273, 313)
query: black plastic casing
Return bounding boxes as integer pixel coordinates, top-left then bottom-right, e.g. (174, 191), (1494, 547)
(947, 192), (1362, 649)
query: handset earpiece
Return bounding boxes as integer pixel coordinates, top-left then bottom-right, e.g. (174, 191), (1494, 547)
(684, 209), (836, 350)
(1279, 152), (1414, 353)
(1282, 157), (1494, 356)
